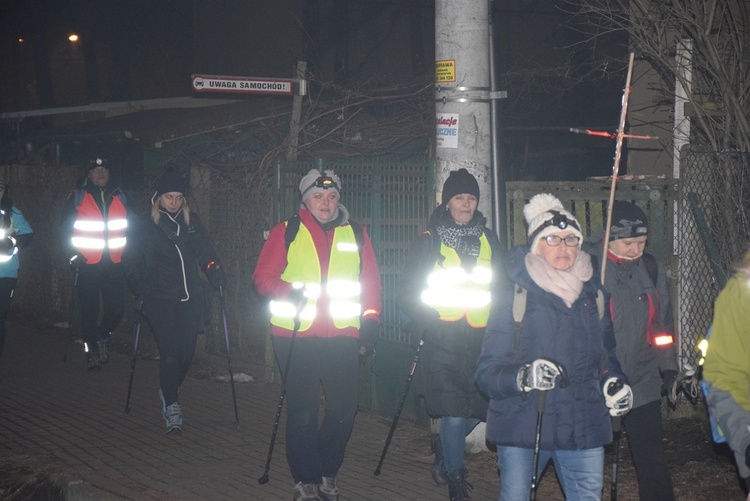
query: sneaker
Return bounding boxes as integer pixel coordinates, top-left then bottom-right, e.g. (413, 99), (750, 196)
(86, 353), (101, 372)
(292, 482), (320, 501)
(318, 477), (340, 501)
(164, 402), (182, 433)
(97, 340), (108, 364)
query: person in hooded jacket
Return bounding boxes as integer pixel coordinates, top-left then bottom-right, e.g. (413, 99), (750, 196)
(252, 169), (382, 501)
(122, 170), (226, 433)
(398, 168), (502, 501)
(475, 193), (631, 501)
(59, 157), (132, 371)
(584, 200), (680, 501)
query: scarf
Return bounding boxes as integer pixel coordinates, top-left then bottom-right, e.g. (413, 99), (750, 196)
(525, 250), (594, 307)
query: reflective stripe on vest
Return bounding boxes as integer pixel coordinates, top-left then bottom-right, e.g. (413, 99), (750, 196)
(71, 192), (128, 264)
(269, 222), (362, 332)
(0, 219), (16, 263)
(421, 234), (492, 327)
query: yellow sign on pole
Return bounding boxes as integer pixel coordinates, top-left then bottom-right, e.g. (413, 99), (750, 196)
(435, 60), (456, 83)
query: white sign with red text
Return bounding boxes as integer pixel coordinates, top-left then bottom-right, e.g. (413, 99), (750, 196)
(436, 113), (459, 149)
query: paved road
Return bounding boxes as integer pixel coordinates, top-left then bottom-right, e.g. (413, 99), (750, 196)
(0, 318), (501, 500)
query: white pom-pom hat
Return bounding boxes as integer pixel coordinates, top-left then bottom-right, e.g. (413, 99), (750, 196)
(524, 193), (583, 254)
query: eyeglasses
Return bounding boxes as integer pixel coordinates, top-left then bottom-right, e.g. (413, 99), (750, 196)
(528, 210), (581, 244)
(543, 235), (581, 247)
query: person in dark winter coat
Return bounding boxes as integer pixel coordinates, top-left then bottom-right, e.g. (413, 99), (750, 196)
(399, 168), (502, 501)
(252, 168), (382, 501)
(584, 200), (680, 501)
(0, 177), (32, 359)
(122, 170), (226, 433)
(59, 157), (132, 371)
(475, 193), (631, 501)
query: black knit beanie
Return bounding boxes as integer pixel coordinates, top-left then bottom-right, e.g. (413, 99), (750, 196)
(155, 171), (189, 198)
(442, 168), (480, 204)
(610, 201), (648, 240)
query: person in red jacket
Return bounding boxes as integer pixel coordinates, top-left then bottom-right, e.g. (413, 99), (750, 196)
(253, 168), (382, 501)
(59, 157), (132, 371)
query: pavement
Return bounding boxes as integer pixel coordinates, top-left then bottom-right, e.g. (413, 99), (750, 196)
(0, 317), (502, 500)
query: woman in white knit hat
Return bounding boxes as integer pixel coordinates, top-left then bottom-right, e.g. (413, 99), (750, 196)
(475, 193), (631, 500)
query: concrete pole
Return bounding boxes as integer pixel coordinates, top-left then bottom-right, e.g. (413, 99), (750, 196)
(435, 0), (492, 227)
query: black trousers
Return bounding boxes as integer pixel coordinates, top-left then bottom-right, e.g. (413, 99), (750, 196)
(0, 277), (16, 358)
(623, 399), (676, 501)
(144, 296), (201, 405)
(272, 335), (359, 484)
(76, 263), (125, 354)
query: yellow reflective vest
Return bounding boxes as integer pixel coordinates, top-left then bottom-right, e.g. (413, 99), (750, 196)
(420, 233), (492, 328)
(269, 222), (362, 332)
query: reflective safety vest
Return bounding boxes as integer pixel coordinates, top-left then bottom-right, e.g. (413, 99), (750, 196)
(71, 191), (128, 264)
(421, 234), (493, 328)
(270, 222), (362, 332)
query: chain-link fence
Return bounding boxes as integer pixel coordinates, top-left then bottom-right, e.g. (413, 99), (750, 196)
(678, 147), (750, 371)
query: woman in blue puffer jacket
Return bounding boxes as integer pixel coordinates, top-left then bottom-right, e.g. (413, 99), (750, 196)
(475, 193), (630, 500)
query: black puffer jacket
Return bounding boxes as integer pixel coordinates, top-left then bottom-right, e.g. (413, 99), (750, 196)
(123, 208), (217, 304)
(398, 207), (504, 419)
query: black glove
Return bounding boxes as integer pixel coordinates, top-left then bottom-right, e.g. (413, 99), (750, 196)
(746, 444), (750, 470)
(359, 318), (380, 351)
(68, 252), (86, 268)
(0, 236), (15, 255)
(133, 296), (144, 313)
(661, 370), (678, 397)
(206, 264), (227, 290)
(287, 287), (306, 309)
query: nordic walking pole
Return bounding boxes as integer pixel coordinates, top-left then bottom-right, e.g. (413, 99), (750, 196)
(124, 316), (142, 413)
(62, 261), (79, 363)
(601, 53), (635, 501)
(374, 336), (425, 476)
(529, 391), (547, 501)
(258, 303), (303, 485)
(529, 359), (568, 501)
(218, 285), (239, 425)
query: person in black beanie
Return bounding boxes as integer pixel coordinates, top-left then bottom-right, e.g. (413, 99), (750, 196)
(122, 169), (226, 433)
(398, 168), (503, 500)
(59, 157), (132, 371)
(584, 200), (686, 501)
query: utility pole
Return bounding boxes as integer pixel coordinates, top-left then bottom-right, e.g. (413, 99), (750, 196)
(434, 0), (494, 227)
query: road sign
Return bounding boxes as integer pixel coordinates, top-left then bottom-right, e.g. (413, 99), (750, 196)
(191, 74), (295, 95)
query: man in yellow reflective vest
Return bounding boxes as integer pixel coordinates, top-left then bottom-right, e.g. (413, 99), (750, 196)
(59, 157), (132, 371)
(253, 168), (382, 501)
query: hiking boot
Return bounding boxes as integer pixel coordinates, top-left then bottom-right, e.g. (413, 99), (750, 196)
(97, 340), (108, 364)
(318, 476), (340, 501)
(292, 482), (320, 501)
(86, 353), (101, 372)
(448, 467), (472, 501)
(164, 402), (182, 433)
(431, 434), (449, 485)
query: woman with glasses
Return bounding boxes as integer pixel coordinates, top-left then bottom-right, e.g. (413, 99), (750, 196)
(475, 193), (630, 500)
(398, 168), (503, 501)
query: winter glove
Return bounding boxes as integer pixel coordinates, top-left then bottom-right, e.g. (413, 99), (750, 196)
(603, 377), (633, 417)
(68, 252), (86, 268)
(287, 286), (306, 309)
(664, 365), (699, 405)
(133, 296), (144, 313)
(205, 263), (227, 291)
(516, 358), (564, 393)
(0, 236), (15, 255)
(359, 318), (380, 352)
